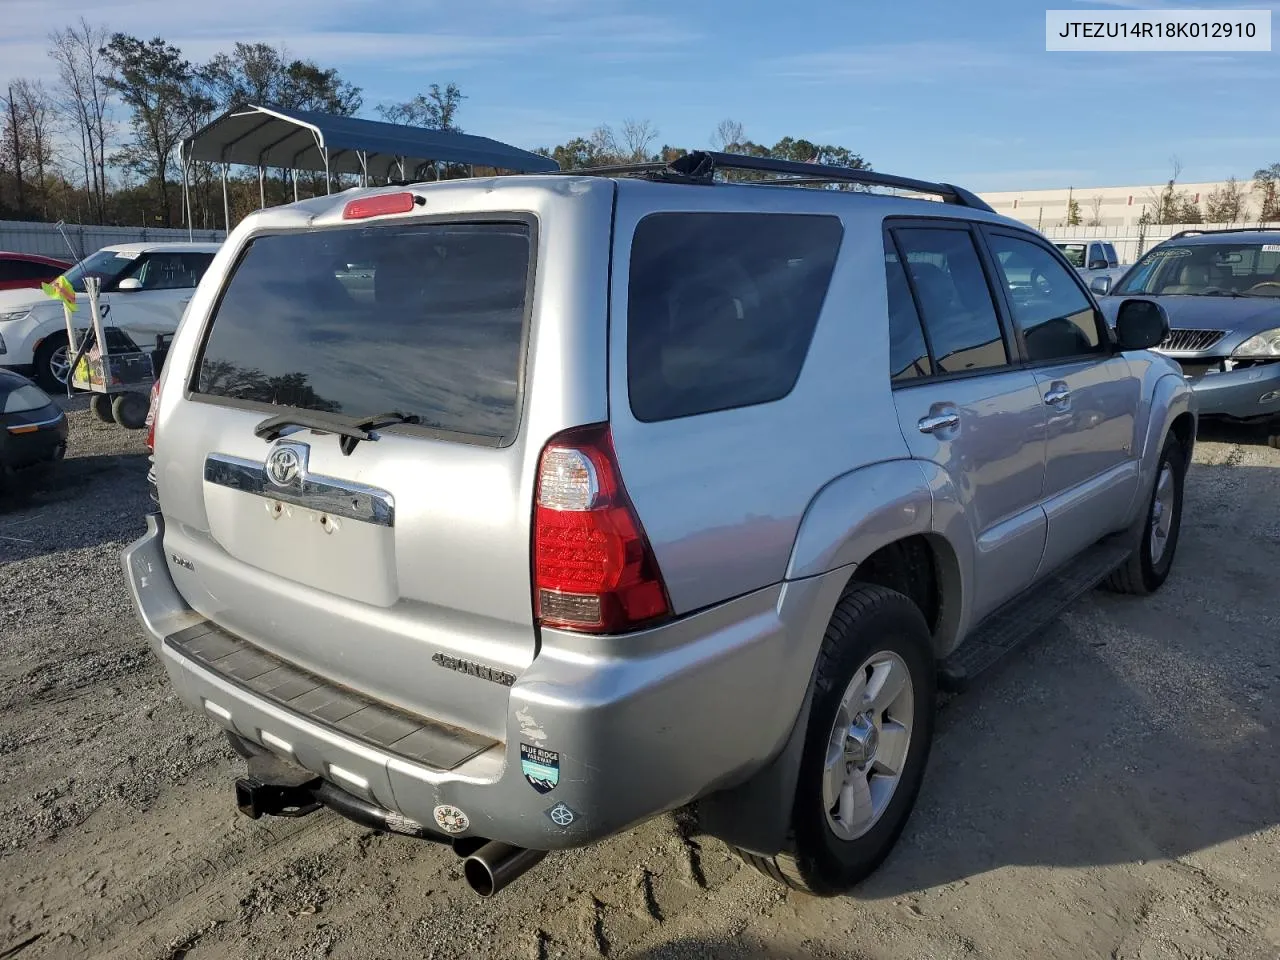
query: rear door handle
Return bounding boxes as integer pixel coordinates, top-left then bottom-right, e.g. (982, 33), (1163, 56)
(918, 412), (960, 434)
(1044, 387), (1071, 406)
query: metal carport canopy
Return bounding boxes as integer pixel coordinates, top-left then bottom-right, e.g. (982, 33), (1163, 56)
(182, 104), (560, 178)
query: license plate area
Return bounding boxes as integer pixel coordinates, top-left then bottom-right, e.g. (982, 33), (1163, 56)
(203, 453), (398, 606)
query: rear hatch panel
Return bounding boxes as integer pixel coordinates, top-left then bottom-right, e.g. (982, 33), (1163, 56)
(153, 178), (614, 744)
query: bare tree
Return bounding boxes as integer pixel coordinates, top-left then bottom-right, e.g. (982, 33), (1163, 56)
(1, 85), (25, 213)
(619, 118), (657, 162)
(1205, 177), (1249, 223)
(589, 124), (620, 162)
(1145, 156), (1199, 225)
(49, 18), (114, 222)
(1087, 194), (1104, 227)
(13, 80), (56, 217)
(711, 118), (745, 152)
(1254, 163), (1280, 222)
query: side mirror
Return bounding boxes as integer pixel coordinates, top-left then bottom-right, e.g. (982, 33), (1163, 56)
(1087, 259), (1108, 271)
(116, 277), (142, 291)
(1114, 298), (1169, 351)
(1090, 275), (1113, 296)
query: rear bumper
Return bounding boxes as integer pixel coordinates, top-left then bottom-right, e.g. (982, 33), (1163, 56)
(121, 513), (845, 851)
(1182, 361), (1280, 419)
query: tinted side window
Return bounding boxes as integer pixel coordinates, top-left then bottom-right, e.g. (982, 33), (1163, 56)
(133, 252), (214, 290)
(988, 233), (1102, 362)
(28, 260), (64, 281)
(3, 259), (63, 281)
(893, 228), (1007, 374)
(627, 212), (843, 422)
(884, 248), (931, 381)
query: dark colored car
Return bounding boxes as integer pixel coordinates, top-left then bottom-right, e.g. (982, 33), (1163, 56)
(0, 251), (73, 292)
(0, 368), (67, 481)
(1094, 228), (1280, 437)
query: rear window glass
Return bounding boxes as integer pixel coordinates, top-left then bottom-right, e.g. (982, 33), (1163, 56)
(194, 221), (533, 443)
(626, 212), (843, 422)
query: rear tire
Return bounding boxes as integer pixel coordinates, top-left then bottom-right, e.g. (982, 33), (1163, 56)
(90, 393), (114, 422)
(736, 583), (936, 896)
(111, 392), (149, 430)
(1103, 432), (1185, 596)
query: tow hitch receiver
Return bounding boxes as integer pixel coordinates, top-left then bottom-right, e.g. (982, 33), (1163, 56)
(235, 776), (322, 819)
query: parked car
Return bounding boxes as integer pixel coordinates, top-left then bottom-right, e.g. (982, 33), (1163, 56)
(0, 251), (73, 292)
(0, 241), (220, 389)
(121, 152), (1194, 902)
(0, 368), (67, 483)
(1092, 228), (1280, 440)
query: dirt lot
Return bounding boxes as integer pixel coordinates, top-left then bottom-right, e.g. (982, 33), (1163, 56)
(1, 399), (1278, 960)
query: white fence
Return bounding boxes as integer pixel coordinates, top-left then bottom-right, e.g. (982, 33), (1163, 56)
(1039, 222), (1266, 264)
(0, 220), (226, 261)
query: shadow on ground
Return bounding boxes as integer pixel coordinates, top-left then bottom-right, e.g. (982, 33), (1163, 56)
(626, 936), (851, 960)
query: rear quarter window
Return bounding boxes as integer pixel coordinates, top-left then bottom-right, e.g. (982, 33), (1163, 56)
(626, 212), (843, 422)
(192, 220), (534, 444)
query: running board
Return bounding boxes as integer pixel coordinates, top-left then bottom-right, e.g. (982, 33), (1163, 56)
(938, 542), (1132, 693)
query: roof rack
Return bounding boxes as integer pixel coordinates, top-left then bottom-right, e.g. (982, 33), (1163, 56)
(555, 150), (996, 214)
(1165, 226), (1280, 241)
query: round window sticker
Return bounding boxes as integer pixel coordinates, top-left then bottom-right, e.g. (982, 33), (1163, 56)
(433, 804), (470, 834)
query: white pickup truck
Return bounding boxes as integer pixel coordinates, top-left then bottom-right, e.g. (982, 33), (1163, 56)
(1053, 240), (1130, 285)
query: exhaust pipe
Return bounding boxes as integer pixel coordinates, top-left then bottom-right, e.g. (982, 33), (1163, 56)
(463, 841), (548, 898)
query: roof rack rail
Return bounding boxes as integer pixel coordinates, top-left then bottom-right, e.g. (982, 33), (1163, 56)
(1165, 226), (1280, 241)
(555, 150), (997, 214)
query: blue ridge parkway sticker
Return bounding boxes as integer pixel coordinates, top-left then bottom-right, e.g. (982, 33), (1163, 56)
(520, 743), (560, 794)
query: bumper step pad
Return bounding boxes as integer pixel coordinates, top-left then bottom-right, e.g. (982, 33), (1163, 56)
(166, 622), (498, 770)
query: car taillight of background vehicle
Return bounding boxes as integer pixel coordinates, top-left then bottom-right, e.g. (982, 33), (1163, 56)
(145, 378), (161, 452)
(532, 424), (672, 634)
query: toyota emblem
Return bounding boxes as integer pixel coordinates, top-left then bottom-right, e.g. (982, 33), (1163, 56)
(265, 442), (307, 488)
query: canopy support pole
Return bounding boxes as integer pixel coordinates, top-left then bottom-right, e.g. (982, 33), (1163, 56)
(258, 165), (266, 208)
(324, 148), (331, 195)
(181, 150), (193, 240)
(221, 164), (230, 233)
(293, 168), (299, 202)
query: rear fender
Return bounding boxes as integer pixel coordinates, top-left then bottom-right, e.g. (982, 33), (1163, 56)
(698, 460), (975, 854)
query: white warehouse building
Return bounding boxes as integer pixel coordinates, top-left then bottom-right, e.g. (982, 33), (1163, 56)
(977, 178), (1265, 231)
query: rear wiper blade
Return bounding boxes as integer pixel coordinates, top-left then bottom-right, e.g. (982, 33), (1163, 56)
(254, 410), (423, 457)
(254, 411), (372, 454)
(351, 411), (423, 431)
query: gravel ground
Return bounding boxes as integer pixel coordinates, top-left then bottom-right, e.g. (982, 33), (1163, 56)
(1, 400), (1278, 960)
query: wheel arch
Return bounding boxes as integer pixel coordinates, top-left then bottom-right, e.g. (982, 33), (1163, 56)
(696, 463), (971, 854)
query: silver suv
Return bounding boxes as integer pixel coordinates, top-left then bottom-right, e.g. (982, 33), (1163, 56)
(122, 151), (1195, 899)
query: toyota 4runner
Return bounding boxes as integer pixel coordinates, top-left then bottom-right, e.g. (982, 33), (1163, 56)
(121, 151), (1195, 899)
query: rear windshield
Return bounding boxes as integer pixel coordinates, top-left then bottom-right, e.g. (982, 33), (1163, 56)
(1055, 243), (1087, 269)
(194, 220), (533, 443)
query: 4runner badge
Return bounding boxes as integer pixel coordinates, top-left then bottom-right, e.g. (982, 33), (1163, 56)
(265, 441), (308, 488)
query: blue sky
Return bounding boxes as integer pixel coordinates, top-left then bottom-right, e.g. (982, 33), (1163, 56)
(4, 0), (1278, 190)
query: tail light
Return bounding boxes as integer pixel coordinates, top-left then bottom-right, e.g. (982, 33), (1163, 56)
(532, 424), (672, 634)
(145, 377), (161, 452)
